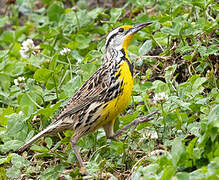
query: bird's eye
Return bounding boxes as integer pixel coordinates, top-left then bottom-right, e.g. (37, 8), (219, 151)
(118, 28), (124, 33)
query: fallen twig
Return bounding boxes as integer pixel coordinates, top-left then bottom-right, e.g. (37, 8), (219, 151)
(136, 56), (172, 61)
(112, 110), (159, 138)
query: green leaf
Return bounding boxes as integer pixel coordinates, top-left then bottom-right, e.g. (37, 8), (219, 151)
(47, 2), (64, 22)
(207, 105), (219, 142)
(189, 157), (219, 179)
(161, 27), (176, 36)
(70, 50), (83, 62)
(191, 77), (207, 96)
(0, 50), (9, 58)
(192, 77), (207, 89)
(0, 16), (9, 28)
(0, 156), (11, 165)
(7, 113), (25, 135)
(161, 165), (176, 180)
(0, 31), (14, 43)
(45, 137), (53, 149)
(80, 63), (97, 80)
(61, 76), (81, 98)
(49, 54), (58, 70)
(0, 140), (23, 152)
(11, 154), (29, 168)
(1, 112), (29, 144)
(165, 65), (177, 83)
(19, 93), (37, 115)
(0, 107), (14, 126)
(197, 46), (208, 57)
(176, 172), (190, 180)
(207, 45), (219, 55)
(146, 68), (153, 79)
(119, 111), (139, 126)
(186, 137), (198, 159)
(0, 73), (11, 92)
(4, 62), (26, 76)
(171, 137), (185, 166)
(86, 161), (99, 175)
(138, 40), (152, 56)
(88, 8), (103, 19)
(24, 130), (34, 143)
(30, 145), (49, 153)
(208, 105), (219, 128)
(110, 8), (122, 23)
(37, 102), (61, 119)
(75, 34), (92, 49)
(182, 55), (193, 61)
(152, 80), (169, 93)
(179, 45), (193, 53)
(40, 164), (64, 180)
(33, 68), (52, 83)
(34, 152), (55, 158)
(110, 141), (125, 154)
(6, 166), (20, 179)
(131, 164), (159, 179)
(0, 168), (9, 180)
(51, 164), (65, 179)
(191, 0), (205, 8)
(40, 167), (54, 179)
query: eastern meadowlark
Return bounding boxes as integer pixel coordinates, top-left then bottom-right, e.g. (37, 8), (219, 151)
(18, 22), (152, 174)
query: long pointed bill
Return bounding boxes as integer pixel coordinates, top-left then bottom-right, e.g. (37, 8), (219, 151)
(130, 22), (152, 34)
(122, 22), (152, 50)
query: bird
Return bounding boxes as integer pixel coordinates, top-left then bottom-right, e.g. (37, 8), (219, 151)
(18, 22), (152, 174)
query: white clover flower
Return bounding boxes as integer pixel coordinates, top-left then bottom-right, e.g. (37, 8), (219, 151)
(144, 129), (158, 139)
(19, 49), (29, 58)
(18, 111), (24, 115)
(150, 131), (158, 139)
(60, 48), (71, 55)
(20, 39), (40, 58)
(153, 92), (168, 104)
(14, 76), (25, 86)
(22, 39), (35, 50)
(14, 79), (19, 86)
(18, 76), (25, 81)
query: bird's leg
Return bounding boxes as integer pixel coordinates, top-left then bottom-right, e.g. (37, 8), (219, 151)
(103, 120), (118, 141)
(70, 138), (88, 175)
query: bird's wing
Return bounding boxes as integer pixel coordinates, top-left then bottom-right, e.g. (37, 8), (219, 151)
(55, 65), (111, 121)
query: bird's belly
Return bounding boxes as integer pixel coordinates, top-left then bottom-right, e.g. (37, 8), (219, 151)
(76, 61), (133, 133)
(101, 61), (133, 125)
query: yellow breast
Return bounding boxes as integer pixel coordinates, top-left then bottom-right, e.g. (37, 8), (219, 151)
(103, 60), (133, 121)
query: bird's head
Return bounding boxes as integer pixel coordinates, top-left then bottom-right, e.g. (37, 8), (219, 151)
(105, 22), (152, 52)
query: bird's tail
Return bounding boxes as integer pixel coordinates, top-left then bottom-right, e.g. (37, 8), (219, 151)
(18, 120), (62, 152)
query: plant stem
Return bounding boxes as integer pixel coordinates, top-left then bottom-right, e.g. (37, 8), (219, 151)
(74, 11), (80, 31)
(161, 103), (166, 140)
(52, 74), (59, 99)
(67, 56), (73, 80)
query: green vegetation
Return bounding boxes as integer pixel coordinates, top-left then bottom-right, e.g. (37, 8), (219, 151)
(0, 0), (218, 179)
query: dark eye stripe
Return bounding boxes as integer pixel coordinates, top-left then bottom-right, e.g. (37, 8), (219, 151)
(105, 27), (129, 48)
(105, 33), (117, 48)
